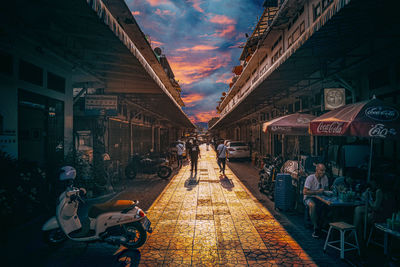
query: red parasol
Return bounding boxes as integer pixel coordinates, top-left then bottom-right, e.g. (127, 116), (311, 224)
(263, 113), (316, 136)
(309, 98), (400, 139)
(310, 97), (400, 239)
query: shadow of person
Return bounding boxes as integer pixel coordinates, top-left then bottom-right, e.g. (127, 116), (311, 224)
(113, 246), (141, 267)
(184, 172), (199, 190)
(219, 175), (234, 191)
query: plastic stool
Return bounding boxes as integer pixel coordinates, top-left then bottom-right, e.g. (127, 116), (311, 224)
(324, 222), (360, 259)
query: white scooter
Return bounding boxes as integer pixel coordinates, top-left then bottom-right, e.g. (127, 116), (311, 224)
(42, 166), (152, 249)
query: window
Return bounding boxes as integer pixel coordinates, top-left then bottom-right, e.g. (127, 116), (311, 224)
(288, 35), (293, 47)
(47, 72), (65, 93)
(314, 92), (321, 105)
(313, 3), (321, 21)
(288, 103), (293, 113)
(0, 51), (13, 75)
(292, 27), (300, 42)
(301, 96), (309, 109)
(295, 101), (300, 111)
(271, 36), (282, 51)
(271, 47), (282, 64)
(322, 0), (333, 10)
(300, 21), (305, 33)
(299, 5), (304, 15)
(369, 68), (390, 90)
(19, 60), (43, 86)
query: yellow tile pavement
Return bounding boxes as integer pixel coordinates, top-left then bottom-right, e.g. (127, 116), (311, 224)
(139, 145), (317, 266)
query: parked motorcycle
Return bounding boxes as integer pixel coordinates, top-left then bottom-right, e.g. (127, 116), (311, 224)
(42, 166), (152, 249)
(125, 153), (172, 179)
(258, 155), (283, 201)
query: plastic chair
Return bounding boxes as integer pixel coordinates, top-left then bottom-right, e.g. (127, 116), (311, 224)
(324, 221), (360, 259)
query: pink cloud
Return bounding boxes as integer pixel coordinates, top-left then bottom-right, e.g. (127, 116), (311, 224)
(188, 0), (204, 13)
(193, 110), (218, 123)
(131, 11), (141, 16)
(209, 15), (236, 25)
(176, 45), (218, 52)
(169, 54), (230, 85)
(146, 0), (170, 6)
(155, 8), (174, 16)
(181, 93), (204, 107)
(213, 25), (236, 38)
(151, 39), (165, 47)
(216, 73), (233, 84)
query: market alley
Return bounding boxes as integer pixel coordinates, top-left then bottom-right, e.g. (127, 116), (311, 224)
(139, 145), (316, 266)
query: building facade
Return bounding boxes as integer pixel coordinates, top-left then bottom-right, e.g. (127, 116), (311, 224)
(211, 0), (400, 171)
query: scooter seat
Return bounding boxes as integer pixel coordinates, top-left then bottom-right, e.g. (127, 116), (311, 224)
(88, 200), (135, 218)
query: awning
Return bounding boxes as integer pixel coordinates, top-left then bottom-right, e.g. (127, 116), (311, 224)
(309, 98), (400, 139)
(262, 113), (316, 135)
(212, 0), (399, 130)
(0, 0), (194, 128)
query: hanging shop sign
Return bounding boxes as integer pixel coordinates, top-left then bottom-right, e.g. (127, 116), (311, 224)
(324, 88), (345, 110)
(85, 95), (118, 116)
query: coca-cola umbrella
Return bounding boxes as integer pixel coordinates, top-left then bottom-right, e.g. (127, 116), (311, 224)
(263, 113), (316, 173)
(309, 96), (400, 238)
(263, 113), (316, 135)
(309, 97), (400, 139)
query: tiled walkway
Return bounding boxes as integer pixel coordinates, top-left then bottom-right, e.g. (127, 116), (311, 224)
(140, 146), (317, 266)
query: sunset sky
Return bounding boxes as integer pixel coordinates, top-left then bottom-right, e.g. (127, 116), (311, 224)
(126, 0), (264, 124)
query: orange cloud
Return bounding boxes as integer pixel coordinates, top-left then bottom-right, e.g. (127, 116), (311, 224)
(216, 73), (233, 84)
(209, 15), (236, 25)
(193, 110), (218, 123)
(151, 39), (165, 47)
(131, 11), (141, 16)
(169, 55), (230, 85)
(176, 45), (218, 52)
(182, 93), (204, 107)
(188, 0), (204, 13)
(213, 25), (236, 38)
(155, 8), (174, 16)
(146, 0), (170, 6)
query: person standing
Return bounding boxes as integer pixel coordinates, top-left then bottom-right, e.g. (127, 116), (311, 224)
(189, 139), (201, 173)
(303, 163), (329, 238)
(176, 141), (185, 169)
(216, 140), (227, 175)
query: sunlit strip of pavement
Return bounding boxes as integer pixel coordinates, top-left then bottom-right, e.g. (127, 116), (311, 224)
(139, 145), (317, 266)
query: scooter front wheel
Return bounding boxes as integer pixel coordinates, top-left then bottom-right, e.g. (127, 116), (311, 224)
(43, 228), (67, 248)
(123, 222), (147, 249)
(157, 166), (172, 179)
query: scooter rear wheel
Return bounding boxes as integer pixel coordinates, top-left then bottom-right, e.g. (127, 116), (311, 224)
(157, 166), (172, 179)
(123, 222), (147, 249)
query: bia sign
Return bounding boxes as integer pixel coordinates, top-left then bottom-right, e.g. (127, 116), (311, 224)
(365, 107), (399, 122)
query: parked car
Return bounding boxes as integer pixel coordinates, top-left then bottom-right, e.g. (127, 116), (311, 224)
(226, 141), (250, 160)
(169, 141), (186, 157)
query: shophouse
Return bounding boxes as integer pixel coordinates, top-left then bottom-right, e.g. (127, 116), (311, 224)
(210, 0), (400, 172)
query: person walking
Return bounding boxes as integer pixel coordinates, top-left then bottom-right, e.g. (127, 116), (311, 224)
(176, 141), (185, 169)
(216, 140), (227, 175)
(189, 139), (201, 173)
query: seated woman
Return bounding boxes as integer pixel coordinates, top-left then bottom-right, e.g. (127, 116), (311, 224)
(353, 176), (396, 241)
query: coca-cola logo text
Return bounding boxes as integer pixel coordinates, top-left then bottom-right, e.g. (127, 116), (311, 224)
(316, 122), (345, 134)
(369, 124), (397, 138)
(365, 107), (399, 122)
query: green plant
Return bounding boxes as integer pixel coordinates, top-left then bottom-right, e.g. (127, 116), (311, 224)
(0, 150), (50, 226)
